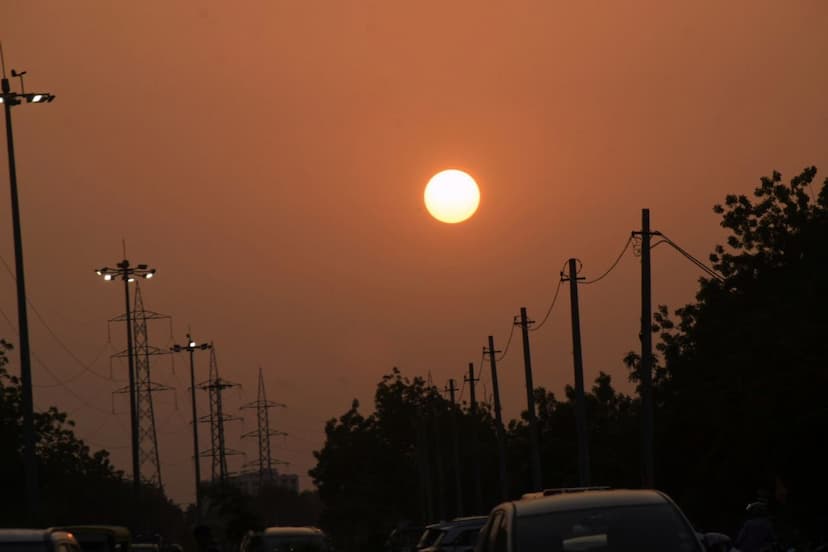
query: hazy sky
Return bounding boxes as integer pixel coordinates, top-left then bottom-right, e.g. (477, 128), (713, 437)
(1, 1), (826, 507)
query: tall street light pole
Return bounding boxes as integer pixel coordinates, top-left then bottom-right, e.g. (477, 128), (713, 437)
(1, 45), (56, 522)
(172, 334), (211, 518)
(96, 260), (156, 498)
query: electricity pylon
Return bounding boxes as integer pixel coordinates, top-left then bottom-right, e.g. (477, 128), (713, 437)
(198, 347), (242, 482)
(110, 280), (172, 489)
(241, 367), (288, 483)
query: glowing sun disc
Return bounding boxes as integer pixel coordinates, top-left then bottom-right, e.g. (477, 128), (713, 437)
(424, 169), (480, 223)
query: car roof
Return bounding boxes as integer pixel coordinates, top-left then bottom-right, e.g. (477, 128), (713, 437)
(262, 527), (324, 537)
(50, 527), (130, 539)
(448, 516), (487, 525)
(512, 489), (670, 517)
(0, 530), (76, 543)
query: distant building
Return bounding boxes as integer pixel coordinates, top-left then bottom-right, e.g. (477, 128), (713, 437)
(227, 468), (300, 495)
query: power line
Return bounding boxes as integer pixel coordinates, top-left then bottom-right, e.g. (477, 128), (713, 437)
(530, 277), (564, 332)
(582, 236), (633, 285)
(0, 305), (114, 415)
(495, 321), (516, 362)
(1, 254), (119, 382)
(657, 232), (724, 282)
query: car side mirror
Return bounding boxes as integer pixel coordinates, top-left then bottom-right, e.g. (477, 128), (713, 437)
(702, 532), (732, 552)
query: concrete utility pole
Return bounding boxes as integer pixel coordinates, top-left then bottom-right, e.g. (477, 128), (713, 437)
(465, 362), (482, 514)
(517, 307), (543, 491)
(415, 411), (434, 522)
(485, 336), (508, 501)
(563, 258), (591, 486)
(430, 396), (447, 522)
(634, 208), (656, 488)
(446, 378), (464, 517)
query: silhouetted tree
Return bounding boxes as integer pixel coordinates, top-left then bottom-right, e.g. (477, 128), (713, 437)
(650, 167), (828, 542)
(0, 339), (189, 547)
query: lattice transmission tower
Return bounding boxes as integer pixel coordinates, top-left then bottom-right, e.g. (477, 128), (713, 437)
(241, 367), (288, 482)
(110, 281), (173, 489)
(198, 347), (242, 482)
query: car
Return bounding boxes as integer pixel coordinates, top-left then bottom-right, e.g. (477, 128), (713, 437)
(385, 525), (425, 552)
(417, 522), (452, 550)
(474, 487), (707, 552)
(0, 529), (82, 552)
(49, 526), (130, 552)
(420, 517), (487, 552)
(240, 527), (331, 552)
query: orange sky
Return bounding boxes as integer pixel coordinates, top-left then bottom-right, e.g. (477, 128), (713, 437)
(1, 1), (827, 507)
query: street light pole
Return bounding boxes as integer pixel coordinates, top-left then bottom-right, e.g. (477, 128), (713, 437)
(1, 47), (56, 522)
(172, 334), (211, 518)
(96, 260), (156, 498)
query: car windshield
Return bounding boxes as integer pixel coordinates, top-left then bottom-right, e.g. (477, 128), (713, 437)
(260, 535), (329, 552)
(516, 503), (701, 552)
(417, 529), (444, 549)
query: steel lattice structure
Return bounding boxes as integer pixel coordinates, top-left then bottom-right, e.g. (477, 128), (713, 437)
(241, 367), (287, 482)
(109, 281), (172, 489)
(198, 347), (242, 482)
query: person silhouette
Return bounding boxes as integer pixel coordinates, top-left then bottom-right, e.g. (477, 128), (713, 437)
(734, 498), (776, 552)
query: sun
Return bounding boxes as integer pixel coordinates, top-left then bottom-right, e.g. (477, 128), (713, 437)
(424, 169), (480, 224)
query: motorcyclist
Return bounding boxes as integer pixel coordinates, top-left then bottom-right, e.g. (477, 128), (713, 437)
(734, 498), (776, 552)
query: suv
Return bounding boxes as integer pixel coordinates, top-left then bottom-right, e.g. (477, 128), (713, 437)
(240, 527), (330, 552)
(0, 530), (81, 552)
(475, 488), (705, 552)
(420, 517), (487, 552)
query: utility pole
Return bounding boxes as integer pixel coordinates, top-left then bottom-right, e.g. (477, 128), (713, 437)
(517, 307), (543, 491)
(415, 409), (434, 522)
(485, 337), (508, 501)
(446, 379), (464, 517)
(633, 208), (656, 488)
(171, 334), (211, 518)
(1, 47), (55, 521)
(465, 362), (482, 514)
(241, 367), (288, 489)
(429, 394), (447, 522)
(562, 259), (591, 486)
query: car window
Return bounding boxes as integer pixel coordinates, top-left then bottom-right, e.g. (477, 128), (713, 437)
(516, 503), (702, 552)
(417, 529), (444, 549)
(451, 529), (480, 547)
